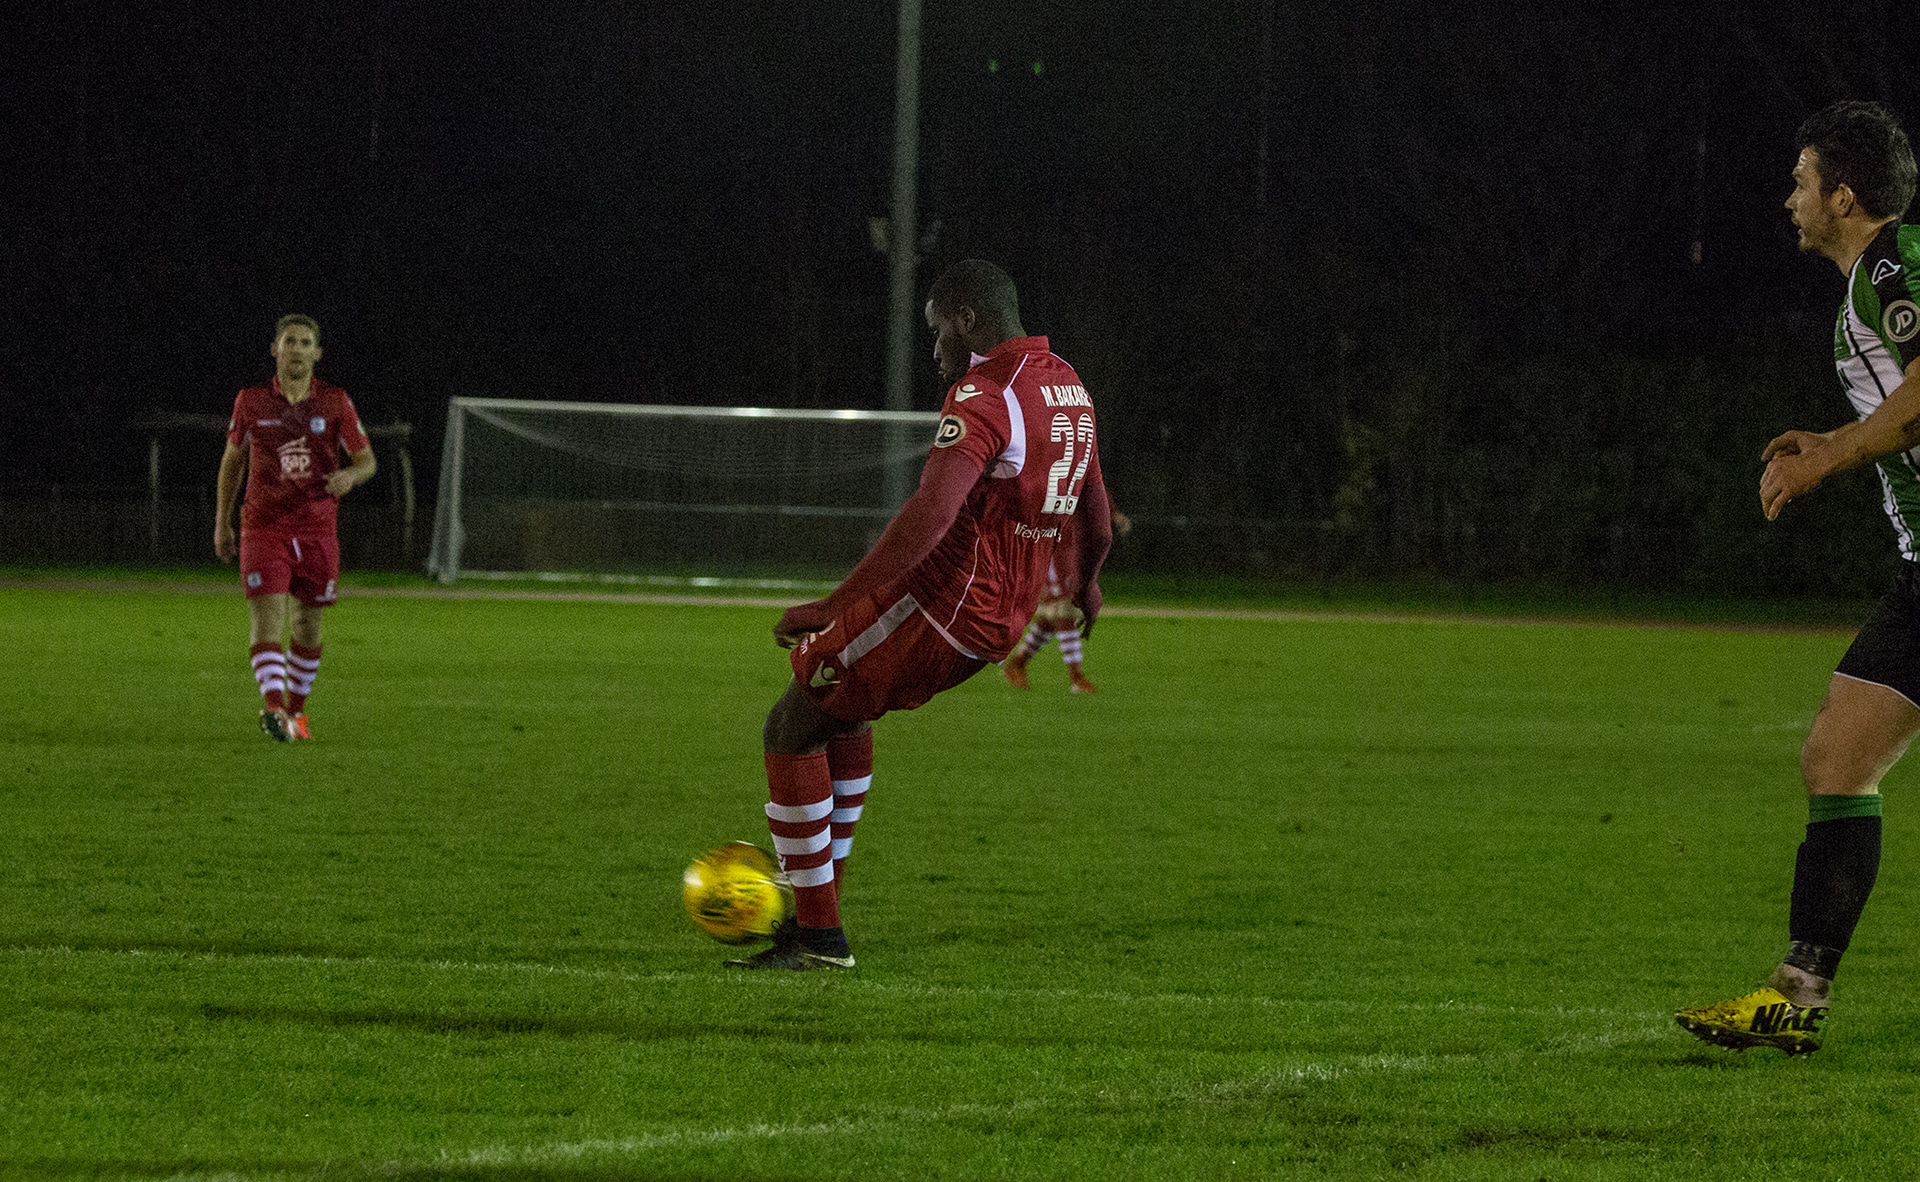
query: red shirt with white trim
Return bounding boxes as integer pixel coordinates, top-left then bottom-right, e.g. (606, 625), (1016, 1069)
(226, 377), (370, 533)
(901, 336), (1102, 659)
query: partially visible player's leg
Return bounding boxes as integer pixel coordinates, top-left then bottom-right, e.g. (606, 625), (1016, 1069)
(736, 595), (986, 971)
(285, 600), (325, 739)
(827, 728), (873, 888)
(240, 530), (297, 740)
(1010, 597), (1084, 689)
(281, 537), (339, 740)
(1003, 622), (1045, 688)
(247, 589), (287, 647)
(1058, 627), (1097, 693)
(761, 684), (846, 940)
(735, 680), (859, 969)
(247, 593), (293, 737)
(1774, 675), (1912, 996)
(1677, 675), (1915, 1053)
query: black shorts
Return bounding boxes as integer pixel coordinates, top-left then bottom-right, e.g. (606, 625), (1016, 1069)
(1835, 561), (1920, 707)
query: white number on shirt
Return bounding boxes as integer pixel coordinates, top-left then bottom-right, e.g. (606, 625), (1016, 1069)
(1044, 413), (1094, 514)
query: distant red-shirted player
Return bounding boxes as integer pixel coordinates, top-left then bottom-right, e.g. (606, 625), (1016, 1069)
(1003, 505), (1131, 693)
(214, 314), (376, 742)
(729, 259), (1113, 970)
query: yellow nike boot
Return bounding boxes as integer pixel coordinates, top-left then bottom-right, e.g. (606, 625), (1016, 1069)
(1675, 987), (1826, 1054)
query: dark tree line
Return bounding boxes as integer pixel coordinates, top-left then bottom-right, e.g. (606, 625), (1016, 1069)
(1, 3), (1916, 596)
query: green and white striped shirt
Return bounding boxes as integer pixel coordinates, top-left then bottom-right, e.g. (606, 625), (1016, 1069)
(1835, 221), (1920, 559)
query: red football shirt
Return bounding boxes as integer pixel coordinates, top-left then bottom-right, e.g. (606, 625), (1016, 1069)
(902, 336), (1102, 659)
(226, 377), (370, 533)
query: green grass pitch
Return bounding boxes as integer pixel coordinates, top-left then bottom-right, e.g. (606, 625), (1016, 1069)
(5, 581), (1920, 1179)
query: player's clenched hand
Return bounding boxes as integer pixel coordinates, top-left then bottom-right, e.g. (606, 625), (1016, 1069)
(325, 470), (357, 498)
(775, 600), (834, 649)
(1759, 429), (1833, 521)
(215, 522), (237, 564)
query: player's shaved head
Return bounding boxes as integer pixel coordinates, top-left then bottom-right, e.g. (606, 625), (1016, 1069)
(928, 260), (1021, 339)
(275, 313), (320, 343)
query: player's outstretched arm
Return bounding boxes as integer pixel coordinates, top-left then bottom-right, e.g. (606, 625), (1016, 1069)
(775, 447), (985, 647)
(1762, 357), (1920, 521)
(1068, 469), (1114, 638)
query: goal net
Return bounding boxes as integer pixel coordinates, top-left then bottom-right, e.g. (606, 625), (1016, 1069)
(426, 398), (941, 584)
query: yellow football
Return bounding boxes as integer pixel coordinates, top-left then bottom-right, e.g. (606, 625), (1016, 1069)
(682, 841), (793, 944)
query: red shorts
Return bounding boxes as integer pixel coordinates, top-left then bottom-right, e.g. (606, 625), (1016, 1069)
(789, 591), (987, 723)
(240, 528), (340, 606)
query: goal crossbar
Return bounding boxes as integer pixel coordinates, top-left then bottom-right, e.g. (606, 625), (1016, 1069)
(428, 397), (940, 583)
(449, 397), (936, 423)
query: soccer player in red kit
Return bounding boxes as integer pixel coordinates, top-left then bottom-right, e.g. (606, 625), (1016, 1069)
(213, 315), (376, 742)
(730, 259), (1113, 970)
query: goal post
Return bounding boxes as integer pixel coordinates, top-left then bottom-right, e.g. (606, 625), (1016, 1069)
(426, 398), (941, 584)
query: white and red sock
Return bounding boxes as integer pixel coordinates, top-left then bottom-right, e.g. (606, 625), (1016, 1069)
(826, 731), (873, 888)
(250, 642), (288, 713)
(1016, 623), (1046, 660)
(765, 752), (838, 930)
(285, 642), (322, 715)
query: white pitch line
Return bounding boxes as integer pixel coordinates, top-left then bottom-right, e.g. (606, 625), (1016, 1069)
(132, 1030), (1679, 1181)
(74, 959), (1676, 1182)
(401, 1027), (1675, 1178)
(433, 1119), (856, 1169)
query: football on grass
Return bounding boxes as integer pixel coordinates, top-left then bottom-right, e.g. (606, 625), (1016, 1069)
(682, 841), (793, 944)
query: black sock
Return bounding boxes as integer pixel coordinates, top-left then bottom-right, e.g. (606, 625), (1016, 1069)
(1786, 799), (1883, 980)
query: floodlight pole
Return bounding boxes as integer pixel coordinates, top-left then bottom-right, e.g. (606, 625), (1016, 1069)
(883, 0), (922, 510)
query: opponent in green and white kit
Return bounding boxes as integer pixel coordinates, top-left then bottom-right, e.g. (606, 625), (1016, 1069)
(1678, 100), (1919, 1055)
(1835, 220), (1920, 555)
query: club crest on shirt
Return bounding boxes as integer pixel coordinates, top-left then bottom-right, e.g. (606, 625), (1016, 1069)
(934, 414), (966, 448)
(1886, 300), (1920, 344)
(310, 416), (327, 434)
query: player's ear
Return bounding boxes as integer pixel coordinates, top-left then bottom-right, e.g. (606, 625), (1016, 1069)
(1832, 183), (1857, 216)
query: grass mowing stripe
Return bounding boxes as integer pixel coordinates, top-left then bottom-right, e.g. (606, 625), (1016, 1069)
(3, 944), (1657, 1020)
(0, 570), (1865, 634)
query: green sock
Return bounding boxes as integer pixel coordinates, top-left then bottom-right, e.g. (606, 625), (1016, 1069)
(1809, 793), (1884, 823)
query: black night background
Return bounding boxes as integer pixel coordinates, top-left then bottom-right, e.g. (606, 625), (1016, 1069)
(3, 3), (1918, 595)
